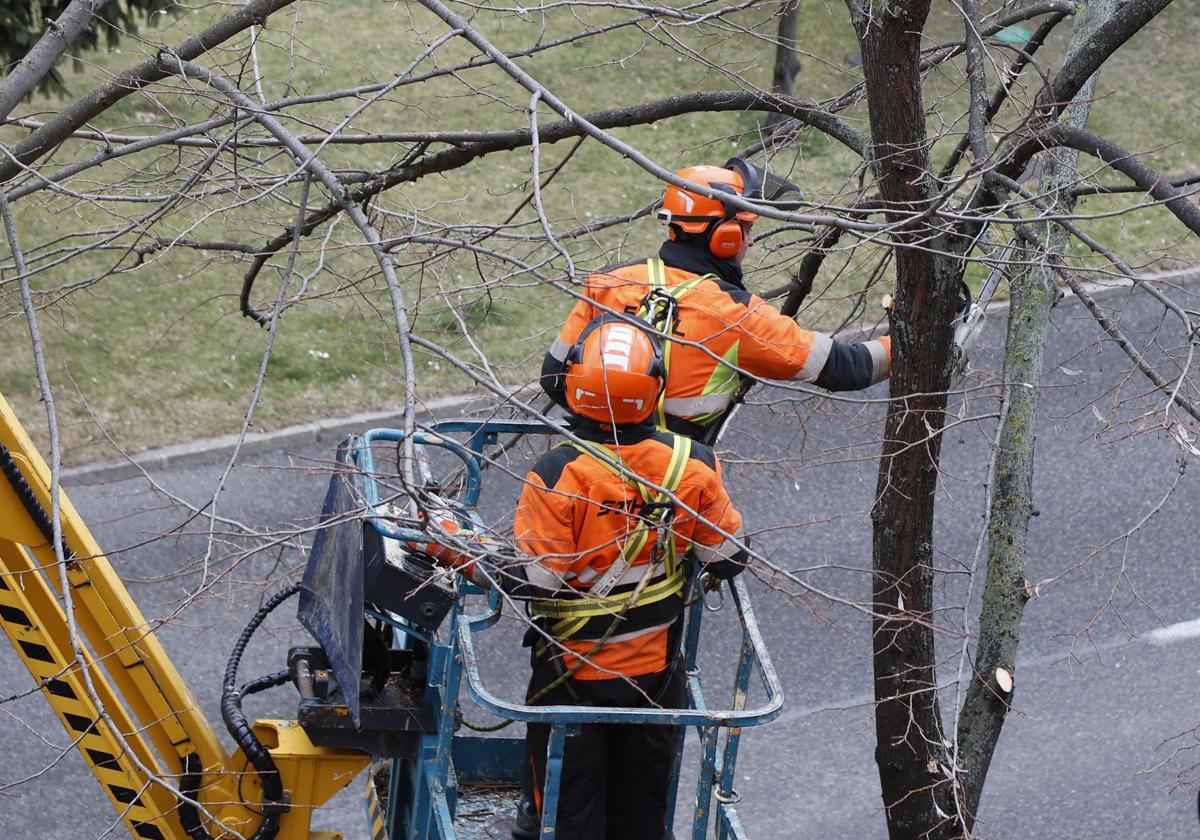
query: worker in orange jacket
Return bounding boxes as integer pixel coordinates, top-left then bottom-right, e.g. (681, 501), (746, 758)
(502, 315), (748, 839)
(541, 160), (892, 443)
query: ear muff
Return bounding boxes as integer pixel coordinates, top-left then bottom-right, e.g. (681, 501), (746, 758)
(565, 336), (583, 366)
(707, 218), (743, 259)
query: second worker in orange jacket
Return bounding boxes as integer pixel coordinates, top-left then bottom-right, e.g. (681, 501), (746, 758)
(541, 161), (892, 442)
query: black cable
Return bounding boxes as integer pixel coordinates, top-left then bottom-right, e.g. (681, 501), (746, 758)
(225, 672), (298, 825)
(177, 753), (208, 840)
(241, 669), (292, 697)
(230, 669), (290, 821)
(220, 584), (300, 840)
(181, 586), (300, 840)
(0, 442), (73, 560)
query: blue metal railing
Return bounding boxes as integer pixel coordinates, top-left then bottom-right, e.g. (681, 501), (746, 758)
(350, 420), (781, 840)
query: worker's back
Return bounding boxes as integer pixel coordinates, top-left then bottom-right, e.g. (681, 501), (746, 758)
(514, 421), (742, 680)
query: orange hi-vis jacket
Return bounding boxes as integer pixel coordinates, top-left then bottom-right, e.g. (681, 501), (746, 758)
(542, 245), (892, 437)
(512, 423), (745, 681)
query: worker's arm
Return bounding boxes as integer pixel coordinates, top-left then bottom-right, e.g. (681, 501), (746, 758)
(540, 296), (597, 408)
(490, 559), (571, 599)
(812, 333), (891, 391)
(687, 448), (750, 580)
(734, 292), (891, 391)
(508, 465), (580, 597)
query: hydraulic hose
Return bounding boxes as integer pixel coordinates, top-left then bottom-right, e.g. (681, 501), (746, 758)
(180, 585), (300, 840)
(220, 584), (300, 840)
(177, 753), (208, 840)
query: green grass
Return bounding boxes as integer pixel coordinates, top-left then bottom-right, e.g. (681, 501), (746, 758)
(1, 0), (1197, 461)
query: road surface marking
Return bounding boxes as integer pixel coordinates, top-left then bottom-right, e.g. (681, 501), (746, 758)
(1143, 616), (1200, 645)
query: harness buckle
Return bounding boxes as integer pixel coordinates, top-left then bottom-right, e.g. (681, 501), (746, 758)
(638, 499), (674, 521)
(639, 287), (678, 335)
(699, 572), (725, 612)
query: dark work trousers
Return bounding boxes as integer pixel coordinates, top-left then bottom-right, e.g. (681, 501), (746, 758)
(524, 660), (686, 840)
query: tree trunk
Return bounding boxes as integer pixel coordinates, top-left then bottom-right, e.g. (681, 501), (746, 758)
(765, 0), (801, 128)
(849, 1), (964, 835)
(954, 0), (1120, 825)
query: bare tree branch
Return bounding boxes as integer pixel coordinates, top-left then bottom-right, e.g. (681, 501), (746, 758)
(159, 55), (421, 485)
(0, 0), (298, 185)
(239, 88), (872, 322)
(1070, 173), (1200, 197)
(0, 0), (111, 121)
(951, 2), (1117, 812)
(937, 6), (1071, 181)
(1042, 0), (1174, 116)
(1030, 123), (1200, 235)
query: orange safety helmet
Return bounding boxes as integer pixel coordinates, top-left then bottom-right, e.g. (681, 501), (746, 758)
(565, 316), (665, 426)
(659, 165), (759, 260)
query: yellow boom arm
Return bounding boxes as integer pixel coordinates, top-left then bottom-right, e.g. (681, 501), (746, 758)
(0, 392), (367, 839)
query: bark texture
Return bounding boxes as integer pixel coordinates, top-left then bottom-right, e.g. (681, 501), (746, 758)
(954, 0), (1118, 824)
(0, 0), (110, 122)
(849, 0), (964, 835)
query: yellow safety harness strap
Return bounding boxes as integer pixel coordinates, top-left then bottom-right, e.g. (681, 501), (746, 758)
(644, 257), (709, 301)
(536, 566), (689, 621)
(641, 258), (708, 430)
(532, 434), (691, 623)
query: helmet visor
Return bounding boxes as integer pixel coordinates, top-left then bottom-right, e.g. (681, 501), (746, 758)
(724, 157), (806, 210)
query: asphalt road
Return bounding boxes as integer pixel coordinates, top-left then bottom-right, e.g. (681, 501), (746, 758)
(1, 278), (1198, 840)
